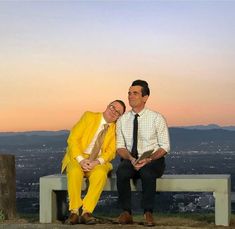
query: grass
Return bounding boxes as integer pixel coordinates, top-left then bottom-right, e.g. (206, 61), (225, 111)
(0, 210), (5, 222)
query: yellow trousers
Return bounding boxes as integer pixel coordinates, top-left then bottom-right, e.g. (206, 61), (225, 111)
(66, 159), (112, 213)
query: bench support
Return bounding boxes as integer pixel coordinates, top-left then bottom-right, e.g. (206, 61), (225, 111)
(214, 192), (231, 226)
(39, 174), (231, 226)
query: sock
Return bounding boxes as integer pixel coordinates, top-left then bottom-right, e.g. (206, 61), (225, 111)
(71, 209), (79, 214)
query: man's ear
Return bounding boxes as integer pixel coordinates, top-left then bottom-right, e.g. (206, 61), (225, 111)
(143, 95), (149, 103)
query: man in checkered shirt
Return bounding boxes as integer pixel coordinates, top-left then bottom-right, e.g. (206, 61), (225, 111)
(116, 79), (170, 227)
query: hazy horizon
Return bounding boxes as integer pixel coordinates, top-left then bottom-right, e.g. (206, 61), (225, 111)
(0, 123), (234, 134)
(1, 1), (235, 131)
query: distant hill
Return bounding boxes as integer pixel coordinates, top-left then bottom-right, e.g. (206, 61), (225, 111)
(169, 127), (235, 151)
(0, 127), (235, 151)
(0, 130), (69, 136)
(0, 130), (69, 149)
(175, 124), (235, 131)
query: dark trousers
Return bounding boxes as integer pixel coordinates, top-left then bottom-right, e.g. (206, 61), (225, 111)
(116, 157), (165, 212)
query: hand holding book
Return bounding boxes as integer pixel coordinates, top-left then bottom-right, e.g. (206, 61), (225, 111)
(133, 149), (154, 165)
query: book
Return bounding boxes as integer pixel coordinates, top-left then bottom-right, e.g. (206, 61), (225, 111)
(134, 149), (154, 164)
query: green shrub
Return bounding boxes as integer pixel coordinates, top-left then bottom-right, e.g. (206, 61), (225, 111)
(0, 209), (5, 221)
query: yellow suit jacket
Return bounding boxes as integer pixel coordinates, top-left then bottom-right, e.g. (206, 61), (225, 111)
(61, 111), (116, 173)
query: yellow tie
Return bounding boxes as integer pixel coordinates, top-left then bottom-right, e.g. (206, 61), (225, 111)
(89, 124), (109, 161)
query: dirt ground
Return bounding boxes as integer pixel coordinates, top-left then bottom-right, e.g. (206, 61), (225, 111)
(1, 215), (235, 229)
(0, 214), (235, 229)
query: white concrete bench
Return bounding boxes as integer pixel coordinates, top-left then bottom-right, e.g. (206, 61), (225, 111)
(40, 174), (231, 226)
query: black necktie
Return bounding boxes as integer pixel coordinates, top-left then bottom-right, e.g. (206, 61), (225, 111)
(131, 114), (139, 158)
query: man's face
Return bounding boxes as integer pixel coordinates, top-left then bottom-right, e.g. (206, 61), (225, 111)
(104, 101), (125, 123)
(128, 85), (148, 109)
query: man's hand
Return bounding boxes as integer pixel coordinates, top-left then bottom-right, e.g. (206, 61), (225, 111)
(80, 159), (92, 172)
(80, 159), (100, 172)
(88, 160), (100, 170)
(130, 157), (137, 166)
(133, 148), (166, 170)
(134, 158), (152, 170)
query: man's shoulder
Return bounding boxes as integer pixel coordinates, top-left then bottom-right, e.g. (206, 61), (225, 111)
(145, 108), (159, 115)
(83, 111), (101, 117)
(79, 111), (101, 121)
(119, 110), (132, 119)
(145, 108), (165, 119)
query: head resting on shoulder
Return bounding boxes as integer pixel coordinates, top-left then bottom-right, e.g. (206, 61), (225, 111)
(103, 99), (126, 123)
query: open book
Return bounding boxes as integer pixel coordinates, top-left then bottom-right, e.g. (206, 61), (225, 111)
(134, 149), (154, 165)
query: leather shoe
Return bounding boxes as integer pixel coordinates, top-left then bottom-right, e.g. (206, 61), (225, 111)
(144, 211), (155, 227)
(65, 213), (79, 225)
(118, 211), (133, 224)
(80, 212), (97, 225)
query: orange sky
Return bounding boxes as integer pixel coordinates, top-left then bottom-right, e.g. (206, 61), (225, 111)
(0, 1), (235, 131)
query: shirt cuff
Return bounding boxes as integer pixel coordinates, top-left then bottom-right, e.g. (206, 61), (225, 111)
(161, 146), (170, 153)
(76, 156), (85, 163)
(97, 157), (105, 165)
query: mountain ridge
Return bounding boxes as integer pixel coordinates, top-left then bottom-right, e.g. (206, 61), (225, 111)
(0, 127), (235, 151)
(174, 124), (235, 131)
(0, 124), (235, 136)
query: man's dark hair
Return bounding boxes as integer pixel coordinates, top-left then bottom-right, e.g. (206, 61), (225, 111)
(131, 79), (150, 96)
(112, 100), (126, 113)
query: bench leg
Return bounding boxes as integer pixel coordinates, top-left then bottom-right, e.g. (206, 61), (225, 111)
(214, 192), (231, 226)
(40, 178), (53, 223)
(55, 191), (68, 221)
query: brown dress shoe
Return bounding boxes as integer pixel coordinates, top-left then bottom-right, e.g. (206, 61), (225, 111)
(65, 213), (79, 225)
(118, 211), (133, 224)
(144, 212), (155, 227)
(80, 212), (97, 225)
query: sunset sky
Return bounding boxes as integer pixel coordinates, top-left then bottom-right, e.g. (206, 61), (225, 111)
(0, 1), (235, 132)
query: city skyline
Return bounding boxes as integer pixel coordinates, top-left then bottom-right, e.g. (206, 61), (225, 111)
(1, 1), (235, 131)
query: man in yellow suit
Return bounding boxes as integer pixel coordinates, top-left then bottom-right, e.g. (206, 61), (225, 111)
(61, 100), (126, 225)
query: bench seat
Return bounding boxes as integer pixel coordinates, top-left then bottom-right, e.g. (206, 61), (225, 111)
(39, 174), (231, 226)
